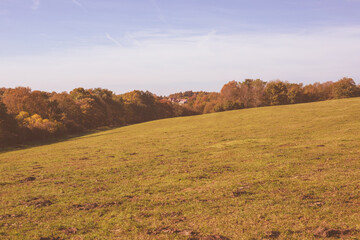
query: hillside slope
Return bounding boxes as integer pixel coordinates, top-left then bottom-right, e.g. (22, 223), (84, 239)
(1, 98), (360, 239)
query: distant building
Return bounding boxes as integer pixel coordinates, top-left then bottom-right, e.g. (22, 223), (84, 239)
(178, 99), (187, 105)
(169, 98), (188, 105)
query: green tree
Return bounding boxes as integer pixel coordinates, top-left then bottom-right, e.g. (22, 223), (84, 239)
(0, 101), (18, 146)
(264, 81), (289, 105)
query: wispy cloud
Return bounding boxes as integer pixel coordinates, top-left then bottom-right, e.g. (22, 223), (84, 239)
(1, 27), (360, 94)
(123, 33), (142, 47)
(105, 33), (123, 47)
(71, 0), (85, 10)
(149, 0), (168, 25)
(31, 0), (40, 10)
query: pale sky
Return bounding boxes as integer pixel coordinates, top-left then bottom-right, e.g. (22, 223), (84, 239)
(1, 0), (360, 95)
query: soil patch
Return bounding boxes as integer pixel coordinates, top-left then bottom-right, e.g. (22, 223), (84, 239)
(20, 176), (36, 182)
(147, 227), (198, 236)
(0, 214), (23, 220)
(189, 235), (231, 240)
(39, 237), (63, 240)
(148, 227), (230, 240)
(232, 189), (252, 197)
(23, 197), (53, 208)
(314, 227), (353, 238)
(264, 231), (281, 239)
(59, 227), (78, 235)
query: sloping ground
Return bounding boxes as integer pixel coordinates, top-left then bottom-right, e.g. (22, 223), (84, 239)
(1, 98), (360, 239)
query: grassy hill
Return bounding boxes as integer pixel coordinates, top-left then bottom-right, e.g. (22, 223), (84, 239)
(1, 98), (360, 239)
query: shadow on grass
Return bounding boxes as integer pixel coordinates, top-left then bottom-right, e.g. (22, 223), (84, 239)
(0, 126), (125, 154)
(0, 115), (182, 154)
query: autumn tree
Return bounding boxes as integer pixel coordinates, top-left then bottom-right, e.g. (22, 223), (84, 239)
(2, 87), (32, 115)
(220, 81), (241, 103)
(287, 83), (304, 104)
(332, 77), (359, 99)
(121, 90), (157, 123)
(50, 93), (84, 132)
(239, 79), (266, 107)
(248, 79), (266, 107)
(69, 88), (112, 129)
(2, 87), (59, 119)
(1, 77), (359, 148)
(302, 82), (334, 102)
(16, 111), (65, 139)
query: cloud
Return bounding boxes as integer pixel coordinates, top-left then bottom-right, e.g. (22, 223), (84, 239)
(149, 0), (168, 25)
(105, 33), (123, 48)
(31, 0), (40, 10)
(71, 0), (85, 10)
(123, 33), (142, 47)
(1, 27), (360, 95)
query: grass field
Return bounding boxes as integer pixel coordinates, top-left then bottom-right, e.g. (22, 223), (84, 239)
(1, 98), (360, 239)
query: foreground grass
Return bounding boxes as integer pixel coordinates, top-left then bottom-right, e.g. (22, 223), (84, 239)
(1, 98), (360, 239)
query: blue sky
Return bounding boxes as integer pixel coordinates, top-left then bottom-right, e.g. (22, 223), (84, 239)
(1, 0), (360, 94)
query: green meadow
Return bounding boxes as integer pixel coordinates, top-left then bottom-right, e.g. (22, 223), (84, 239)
(1, 98), (360, 239)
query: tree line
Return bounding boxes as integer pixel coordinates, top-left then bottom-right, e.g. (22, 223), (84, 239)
(1, 77), (359, 147)
(170, 77), (360, 113)
(0, 88), (195, 147)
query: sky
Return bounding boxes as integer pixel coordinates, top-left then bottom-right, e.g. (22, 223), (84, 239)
(1, 0), (360, 95)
